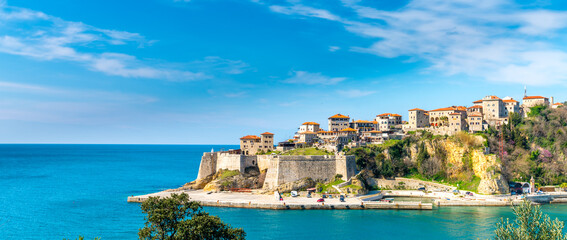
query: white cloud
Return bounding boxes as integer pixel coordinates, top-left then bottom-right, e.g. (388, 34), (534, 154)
(269, 4), (342, 21)
(336, 89), (375, 98)
(0, 4), (208, 81)
(329, 46), (340, 52)
(283, 70), (346, 85)
(267, 0), (567, 86)
(0, 81), (158, 124)
(189, 56), (251, 75)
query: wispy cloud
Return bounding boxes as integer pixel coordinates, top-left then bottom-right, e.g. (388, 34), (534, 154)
(188, 56), (251, 75)
(0, 81), (158, 124)
(283, 70), (347, 85)
(0, 4), (207, 81)
(269, 4), (342, 21)
(329, 46), (340, 52)
(336, 89), (375, 98)
(265, 0), (567, 86)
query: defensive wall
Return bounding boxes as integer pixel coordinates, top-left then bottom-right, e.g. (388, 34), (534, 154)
(196, 152), (356, 190)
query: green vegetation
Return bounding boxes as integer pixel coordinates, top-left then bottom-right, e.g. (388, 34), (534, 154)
(494, 200), (567, 240)
(139, 193), (245, 240)
(282, 147), (333, 155)
(341, 184), (362, 190)
(220, 170), (240, 180)
(347, 106), (567, 192)
(486, 106), (567, 185)
(257, 150), (282, 155)
(317, 178), (345, 193)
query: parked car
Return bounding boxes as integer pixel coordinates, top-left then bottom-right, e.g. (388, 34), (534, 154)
(339, 195), (345, 202)
(466, 192), (474, 196)
(291, 191), (299, 197)
(417, 187), (426, 191)
(306, 193), (312, 198)
(317, 198), (325, 203)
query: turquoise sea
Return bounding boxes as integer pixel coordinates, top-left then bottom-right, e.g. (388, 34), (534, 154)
(2, 144), (567, 240)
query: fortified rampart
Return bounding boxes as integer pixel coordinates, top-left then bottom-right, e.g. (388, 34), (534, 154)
(196, 152), (356, 190)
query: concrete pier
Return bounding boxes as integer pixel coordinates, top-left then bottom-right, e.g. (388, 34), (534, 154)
(127, 190), (432, 210)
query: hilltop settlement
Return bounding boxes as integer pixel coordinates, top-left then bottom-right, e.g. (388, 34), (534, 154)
(129, 93), (567, 209)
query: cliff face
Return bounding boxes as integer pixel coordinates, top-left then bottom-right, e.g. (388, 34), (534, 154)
(405, 135), (509, 195)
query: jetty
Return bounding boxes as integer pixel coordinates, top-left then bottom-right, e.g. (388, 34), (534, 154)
(127, 190), (433, 210)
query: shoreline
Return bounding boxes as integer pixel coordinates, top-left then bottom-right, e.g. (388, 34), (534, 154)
(127, 190), (433, 210)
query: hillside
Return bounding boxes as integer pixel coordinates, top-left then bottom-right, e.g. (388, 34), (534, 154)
(347, 106), (567, 194)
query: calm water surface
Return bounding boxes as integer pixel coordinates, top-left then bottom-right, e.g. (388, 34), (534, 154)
(1, 144), (567, 239)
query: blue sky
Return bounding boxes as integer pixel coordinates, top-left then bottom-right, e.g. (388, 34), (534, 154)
(1, 0), (567, 144)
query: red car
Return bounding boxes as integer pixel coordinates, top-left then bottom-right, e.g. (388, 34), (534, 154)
(317, 198), (325, 203)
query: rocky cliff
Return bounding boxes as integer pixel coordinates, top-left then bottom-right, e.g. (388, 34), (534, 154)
(355, 133), (509, 195)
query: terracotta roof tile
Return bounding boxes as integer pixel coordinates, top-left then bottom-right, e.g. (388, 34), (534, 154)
(408, 108), (425, 111)
(302, 122), (320, 125)
(353, 120), (372, 123)
(523, 96), (547, 100)
(240, 135), (261, 140)
(260, 132), (274, 135)
(468, 105), (483, 109)
(329, 114), (350, 119)
(340, 127), (357, 132)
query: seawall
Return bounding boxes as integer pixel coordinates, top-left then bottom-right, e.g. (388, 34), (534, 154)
(127, 190), (432, 210)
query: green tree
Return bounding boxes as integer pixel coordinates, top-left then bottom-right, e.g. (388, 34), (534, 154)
(494, 200), (567, 240)
(139, 193), (245, 240)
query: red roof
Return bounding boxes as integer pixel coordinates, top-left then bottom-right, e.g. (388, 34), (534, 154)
(503, 99), (518, 103)
(431, 106), (466, 112)
(449, 113), (462, 115)
(468, 105), (483, 109)
(408, 108), (425, 111)
(553, 103), (564, 106)
(473, 100), (483, 103)
(523, 96), (547, 100)
(302, 122), (320, 125)
(377, 113), (402, 117)
(485, 95), (501, 100)
(468, 112), (482, 117)
(340, 127), (357, 132)
(261, 132), (274, 135)
(300, 131), (317, 134)
(329, 114), (350, 119)
(240, 135), (260, 140)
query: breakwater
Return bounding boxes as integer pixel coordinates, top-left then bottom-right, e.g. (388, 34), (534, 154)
(127, 190), (433, 210)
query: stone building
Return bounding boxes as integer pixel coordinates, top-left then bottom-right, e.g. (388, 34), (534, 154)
(482, 95), (506, 120)
(240, 132), (274, 155)
(428, 106), (466, 127)
(361, 130), (386, 144)
(467, 112), (484, 132)
(299, 122), (320, 133)
(522, 96), (550, 117)
(502, 97), (520, 116)
(328, 114), (350, 131)
(407, 108), (429, 129)
(350, 120), (378, 133)
(298, 131), (317, 144)
(552, 102), (564, 109)
(376, 113), (402, 131)
(467, 105), (483, 115)
(448, 112), (467, 134)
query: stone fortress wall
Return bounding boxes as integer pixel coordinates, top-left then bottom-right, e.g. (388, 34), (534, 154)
(196, 152), (356, 190)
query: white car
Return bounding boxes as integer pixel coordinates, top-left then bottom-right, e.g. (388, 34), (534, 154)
(291, 191), (299, 197)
